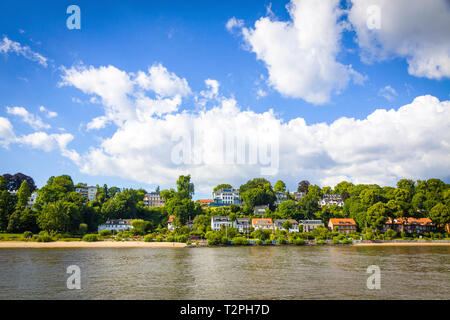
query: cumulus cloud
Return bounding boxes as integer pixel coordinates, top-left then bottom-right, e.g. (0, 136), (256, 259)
(61, 64), (450, 192)
(235, 0), (364, 104)
(0, 117), (16, 147)
(6, 106), (50, 130)
(0, 36), (48, 67)
(0, 117), (80, 163)
(59, 64), (191, 129)
(226, 17), (244, 32)
(348, 0), (450, 79)
(39, 106), (58, 118)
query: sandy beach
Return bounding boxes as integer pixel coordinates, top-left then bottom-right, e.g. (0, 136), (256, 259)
(353, 242), (450, 247)
(0, 241), (187, 248)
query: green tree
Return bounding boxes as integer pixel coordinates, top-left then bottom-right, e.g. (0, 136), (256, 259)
(429, 203), (450, 230)
(273, 180), (286, 192)
(366, 202), (388, 233)
(176, 175), (195, 200)
(277, 200), (298, 219)
(131, 219), (152, 235)
(16, 180), (31, 209)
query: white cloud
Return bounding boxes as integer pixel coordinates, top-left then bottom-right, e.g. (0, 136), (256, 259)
(135, 63), (191, 98)
(0, 36), (48, 67)
(64, 70), (450, 193)
(378, 85), (397, 101)
(39, 106), (58, 118)
(348, 0), (450, 79)
(0, 117), (16, 147)
(6, 106), (50, 130)
(226, 17), (244, 32)
(235, 0), (364, 104)
(59, 64), (191, 129)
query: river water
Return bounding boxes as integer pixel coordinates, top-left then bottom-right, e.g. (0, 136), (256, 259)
(0, 246), (448, 299)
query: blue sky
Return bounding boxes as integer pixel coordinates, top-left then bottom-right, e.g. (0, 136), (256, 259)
(0, 0), (449, 198)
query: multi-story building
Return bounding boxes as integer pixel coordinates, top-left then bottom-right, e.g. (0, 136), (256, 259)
(328, 218), (357, 233)
(319, 194), (344, 207)
(98, 219), (133, 232)
(211, 188), (241, 206)
(275, 191), (288, 206)
(298, 220), (323, 232)
(211, 216), (232, 231)
(383, 217), (436, 234)
(252, 218), (274, 230)
(143, 192), (165, 207)
(274, 219), (299, 232)
(75, 185), (98, 202)
(234, 218), (251, 233)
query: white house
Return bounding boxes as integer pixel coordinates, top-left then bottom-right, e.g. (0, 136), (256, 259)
(211, 216), (232, 231)
(233, 218), (251, 233)
(275, 191), (288, 206)
(27, 192), (38, 209)
(318, 194), (344, 207)
(212, 188), (241, 206)
(274, 219), (299, 233)
(98, 219), (133, 232)
(254, 204), (269, 215)
(298, 220), (324, 232)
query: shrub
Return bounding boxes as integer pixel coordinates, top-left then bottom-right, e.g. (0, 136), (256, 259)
(99, 229), (112, 237)
(342, 239), (352, 244)
(156, 236), (164, 242)
(315, 239), (325, 245)
(363, 232), (375, 240)
(36, 232), (53, 242)
(264, 239), (272, 245)
(23, 231), (33, 239)
(79, 223), (88, 235)
(144, 235), (153, 242)
(385, 229), (397, 239)
(232, 237), (248, 245)
(166, 235), (175, 242)
(255, 239), (263, 245)
(294, 238), (305, 245)
(278, 237), (287, 245)
(177, 235), (188, 243)
(332, 238), (340, 244)
(221, 236), (228, 245)
(82, 234), (99, 242)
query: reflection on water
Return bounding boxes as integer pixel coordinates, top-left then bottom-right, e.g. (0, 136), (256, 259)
(0, 246), (448, 299)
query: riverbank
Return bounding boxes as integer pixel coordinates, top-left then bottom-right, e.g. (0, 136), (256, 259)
(0, 241), (186, 248)
(354, 241), (450, 247)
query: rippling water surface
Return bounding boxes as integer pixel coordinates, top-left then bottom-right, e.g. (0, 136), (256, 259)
(0, 246), (449, 299)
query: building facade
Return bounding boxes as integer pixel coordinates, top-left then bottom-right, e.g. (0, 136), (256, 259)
(252, 218), (274, 230)
(274, 219), (299, 232)
(143, 192), (165, 208)
(291, 191), (306, 201)
(328, 218), (357, 233)
(275, 191), (288, 206)
(75, 186), (98, 202)
(254, 204), (269, 215)
(212, 188), (241, 206)
(234, 218), (251, 233)
(98, 219), (133, 232)
(298, 220), (324, 232)
(211, 216), (232, 231)
(383, 217), (436, 234)
(319, 194), (344, 207)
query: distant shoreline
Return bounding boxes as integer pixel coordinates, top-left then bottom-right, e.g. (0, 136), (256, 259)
(353, 242), (450, 247)
(0, 240), (449, 249)
(0, 241), (186, 248)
